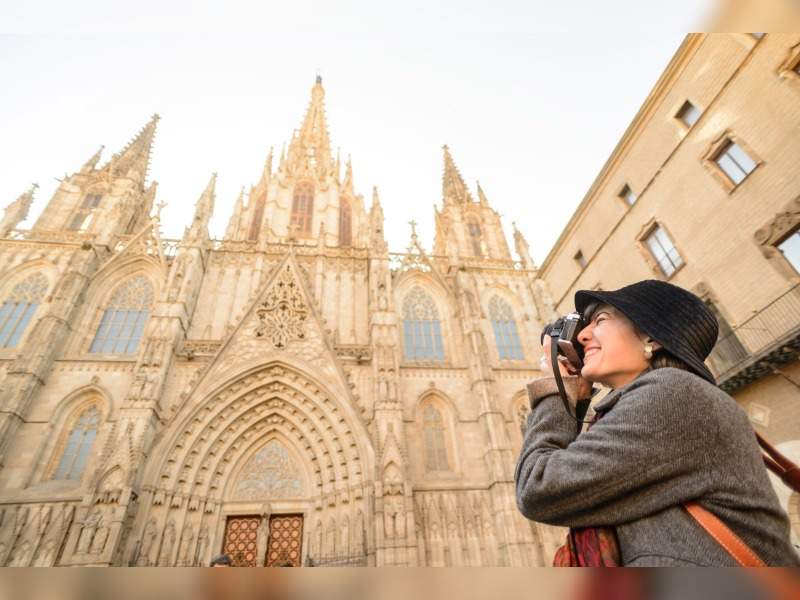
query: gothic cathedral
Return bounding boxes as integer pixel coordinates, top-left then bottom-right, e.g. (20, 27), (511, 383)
(0, 78), (564, 566)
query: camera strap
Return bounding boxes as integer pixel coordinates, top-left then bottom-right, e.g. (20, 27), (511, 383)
(551, 342), (592, 435)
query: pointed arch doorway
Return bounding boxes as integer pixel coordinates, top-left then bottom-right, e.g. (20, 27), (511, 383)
(220, 438), (311, 567)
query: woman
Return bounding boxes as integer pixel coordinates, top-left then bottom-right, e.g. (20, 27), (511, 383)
(514, 280), (800, 566)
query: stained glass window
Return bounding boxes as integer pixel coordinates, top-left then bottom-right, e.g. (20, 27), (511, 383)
(68, 193), (102, 231)
(489, 296), (524, 360)
(423, 405), (449, 471)
(402, 286), (444, 361)
(290, 182), (315, 235)
(0, 272), (48, 348)
(339, 197), (352, 246)
(89, 275), (153, 354)
(53, 406), (100, 480)
(467, 218), (483, 257)
(248, 192), (266, 241)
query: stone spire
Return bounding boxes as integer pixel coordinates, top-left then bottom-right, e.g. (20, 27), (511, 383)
(184, 172), (216, 243)
(259, 148), (273, 186)
(442, 145), (473, 205)
(370, 186), (387, 254)
(104, 114), (160, 185)
(476, 180), (489, 207)
(80, 145), (104, 174)
(225, 187), (245, 240)
(0, 184), (37, 237)
(513, 221), (535, 269)
(129, 180), (159, 232)
(283, 76), (334, 179)
(342, 155), (354, 194)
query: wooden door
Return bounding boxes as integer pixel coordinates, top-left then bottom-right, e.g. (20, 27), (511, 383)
(265, 514), (304, 567)
(221, 515), (261, 567)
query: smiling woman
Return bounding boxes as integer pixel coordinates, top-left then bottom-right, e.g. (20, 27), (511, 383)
(515, 279), (800, 566)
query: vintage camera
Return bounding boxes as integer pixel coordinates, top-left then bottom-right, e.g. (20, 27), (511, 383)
(540, 312), (587, 372)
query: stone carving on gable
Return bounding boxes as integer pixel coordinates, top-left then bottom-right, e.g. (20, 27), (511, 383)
(255, 265), (309, 348)
(233, 440), (304, 500)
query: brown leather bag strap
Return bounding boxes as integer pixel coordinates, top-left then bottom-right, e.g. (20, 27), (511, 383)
(755, 432), (800, 492)
(684, 501), (766, 567)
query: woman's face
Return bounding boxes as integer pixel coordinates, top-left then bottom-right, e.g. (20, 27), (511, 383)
(577, 304), (654, 388)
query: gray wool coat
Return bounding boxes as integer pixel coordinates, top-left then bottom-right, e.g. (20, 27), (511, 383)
(514, 367), (800, 566)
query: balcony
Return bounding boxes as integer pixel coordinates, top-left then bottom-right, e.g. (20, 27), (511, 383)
(708, 283), (800, 393)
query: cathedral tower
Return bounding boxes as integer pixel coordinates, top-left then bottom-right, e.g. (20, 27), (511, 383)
(31, 115), (159, 245)
(224, 77), (369, 249)
(433, 146), (512, 263)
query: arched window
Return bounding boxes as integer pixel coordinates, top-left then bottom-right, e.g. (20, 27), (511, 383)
(339, 197), (352, 247)
(489, 296), (524, 360)
(248, 192), (266, 241)
(467, 217), (484, 257)
(89, 275), (153, 354)
(423, 405), (450, 471)
(0, 272), (48, 348)
(290, 182), (315, 236)
(53, 406), (100, 480)
(402, 286), (445, 361)
(68, 193), (103, 231)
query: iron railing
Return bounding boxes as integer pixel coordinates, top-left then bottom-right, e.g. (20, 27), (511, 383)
(708, 283), (800, 383)
(304, 552), (369, 567)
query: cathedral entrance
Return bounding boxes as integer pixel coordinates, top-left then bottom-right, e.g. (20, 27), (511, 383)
(265, 514), (304, 567)
(220, 514), (305, 567)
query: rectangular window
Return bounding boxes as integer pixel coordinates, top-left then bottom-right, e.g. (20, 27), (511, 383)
(676, 100), (701, 127)
(714, 140), (757, 185)
(645, 225), (684, 277)
(778, 229), (800, 274)
(574, 250), (587, 269)
(619, 184), (637, 206)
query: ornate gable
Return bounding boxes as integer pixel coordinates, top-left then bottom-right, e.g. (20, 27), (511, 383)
(96, 219), (167, 277)
(184, 252), (355, 408)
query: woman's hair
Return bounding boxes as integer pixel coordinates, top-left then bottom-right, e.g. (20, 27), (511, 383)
(581, 301), (693, 375)
(646, 349), (692, 373)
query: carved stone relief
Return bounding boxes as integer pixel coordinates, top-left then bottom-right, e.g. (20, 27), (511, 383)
(233, 440), (304, 500)
(255, 265), (309, 348)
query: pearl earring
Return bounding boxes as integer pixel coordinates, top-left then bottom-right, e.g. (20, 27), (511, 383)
(644, 344), (653, 359)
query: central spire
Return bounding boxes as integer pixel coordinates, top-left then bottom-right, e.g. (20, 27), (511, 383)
(284, 76), (334, 179)
(442, 145), (473, 204)
(104, 114), (159, 185)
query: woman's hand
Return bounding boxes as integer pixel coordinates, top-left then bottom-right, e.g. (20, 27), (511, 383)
(541, 334), (594, 400)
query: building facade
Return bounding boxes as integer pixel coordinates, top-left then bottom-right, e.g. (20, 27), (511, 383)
(538, 33), (800, 547)
(0, 78), (564, 566)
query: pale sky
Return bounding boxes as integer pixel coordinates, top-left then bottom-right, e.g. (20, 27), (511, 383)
(0, 1), (715, 263)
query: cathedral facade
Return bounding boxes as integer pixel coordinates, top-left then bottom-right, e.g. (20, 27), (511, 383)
(0, 78), (562, 566)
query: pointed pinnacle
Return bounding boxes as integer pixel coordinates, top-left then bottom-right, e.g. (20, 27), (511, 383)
(105, 114), (159, 181)
(477, 180), (489, 206)
(442, 145), (472, 203)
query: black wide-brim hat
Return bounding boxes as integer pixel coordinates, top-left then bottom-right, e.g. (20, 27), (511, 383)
(574, 280), (719, 384)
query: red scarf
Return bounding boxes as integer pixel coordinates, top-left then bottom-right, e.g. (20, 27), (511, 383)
(552, 412), (622, 567)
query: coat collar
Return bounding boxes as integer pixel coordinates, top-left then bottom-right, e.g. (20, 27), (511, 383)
(591, 372), (649, 414)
